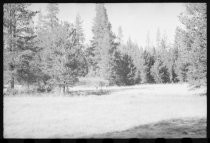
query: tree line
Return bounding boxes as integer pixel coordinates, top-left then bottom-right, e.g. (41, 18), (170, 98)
(3, 3), (206, 94)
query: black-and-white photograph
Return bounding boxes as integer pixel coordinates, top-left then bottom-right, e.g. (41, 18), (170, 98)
(3, 3), (206, 138)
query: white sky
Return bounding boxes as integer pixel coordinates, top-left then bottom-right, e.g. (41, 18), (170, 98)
(28, 3), (186, 47)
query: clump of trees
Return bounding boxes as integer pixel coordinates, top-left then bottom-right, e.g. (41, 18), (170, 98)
(35, 4), (88, 94)
(86, 4), (142, 86)
(111, 51), (137, 86)
(87, 4), (118, 84)
(110, 3), (206, 87)
(174, 3), (207, 88)
(3, 3), (206, 95)
(4, 3), (88, 94)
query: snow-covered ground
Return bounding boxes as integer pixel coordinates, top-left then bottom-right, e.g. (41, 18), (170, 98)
(4, 83), (206, 138)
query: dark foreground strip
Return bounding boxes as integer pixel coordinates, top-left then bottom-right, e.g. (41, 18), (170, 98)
(2, 118), (207, 142)
(1, 138), (208, 143)
(86, 118), (206, 138)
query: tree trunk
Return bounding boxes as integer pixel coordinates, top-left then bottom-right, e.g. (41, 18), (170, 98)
(66, 86), (69, 93)
(10, 75), (14, 89)
(63, 85), (65, 95)
(9, 7), (16, 90)
(59, 85), (63, 95)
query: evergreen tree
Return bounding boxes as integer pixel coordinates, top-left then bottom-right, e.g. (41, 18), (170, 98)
(145, 31), (151, 52)
(74, 14), (88, 77)
(3, 4), (38, 90)
(173, 27), (189, 82)
(141, 50), (155, 83)
(167, 46), (179, 83)
(120, 38), (143, 84)
(91, 4), (117, 83)
(85, 44), (97, 76)
(155, 28), (161, 51)
(75, 14), (85, 45)
(45, 3), (59, 30)
(151, 33), (171, 83)
(151, 56), (170, 83)
(117, 26), (123, 45)
(178, 3), (207, 87)
(36, 5), (88, 93)
(35, 4), (61, 90)
(151, 58), (163, 83)
(111, 51), (137, 86)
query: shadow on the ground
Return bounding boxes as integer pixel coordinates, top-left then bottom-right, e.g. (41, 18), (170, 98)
(85, 118), (206, 138)
(65, 86), (148, 96)
(4, 86), (146, 96)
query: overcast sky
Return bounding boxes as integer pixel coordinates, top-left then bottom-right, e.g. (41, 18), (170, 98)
(29, 3), (186, 47)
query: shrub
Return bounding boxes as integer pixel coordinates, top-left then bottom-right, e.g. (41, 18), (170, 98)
(4, 88), (18, 96)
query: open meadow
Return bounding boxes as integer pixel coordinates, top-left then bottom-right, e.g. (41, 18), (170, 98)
(4, 83), (206, 138)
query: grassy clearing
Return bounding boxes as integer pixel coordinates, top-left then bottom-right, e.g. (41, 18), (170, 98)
(88, 118), (206, 138)
(4, 83), (206, 138)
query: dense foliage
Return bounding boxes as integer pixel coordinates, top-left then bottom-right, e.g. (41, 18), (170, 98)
(4, 4), (38, 90)
(3, 3), (206, 95)
(174, 3), (207, 87)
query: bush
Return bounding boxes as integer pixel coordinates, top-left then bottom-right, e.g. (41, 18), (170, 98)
(37, 84), (53, 93)
(4, 88), (18, 96)
(37, 87), (46, 93)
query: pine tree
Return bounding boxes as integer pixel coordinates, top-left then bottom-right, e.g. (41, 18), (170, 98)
(173, 27), (189, 82)
(173, 4), (207, 85)
(151, 32), (171, 83)
(151, 58), (163, 83)
(3, 4), (38, 90)
(74, 14), (88, 77)
(111, 51), (137, 86)
(117, 26), (123, 45)
(85, 44), (97, 76)
(15, 23), (40, 88)
(141, 50), (155, 83)
(75, 14), (85, 45)
(167, 47), (179, 83)
(156, 28), (161, 51)
(45, 3), (59, 30)
(35, 4), (61, 90)
(159, 34), (171, 83)
(120, 38), (143, 84)
(145, 31), (151, 52)
(91, 4), (117, 83)
(151, 56), (170, 83)
(35, 5), (88, 93)
(178, 3), (207, 87)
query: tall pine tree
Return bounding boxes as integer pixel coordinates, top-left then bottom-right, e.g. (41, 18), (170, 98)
(179, 3), (207, 87)
(91, 4), (117, 83)
(3, 4), (38, 90)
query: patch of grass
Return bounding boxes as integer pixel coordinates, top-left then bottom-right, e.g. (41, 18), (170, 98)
(4, 83), (206, 138)
(87, 118), (206, 138)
